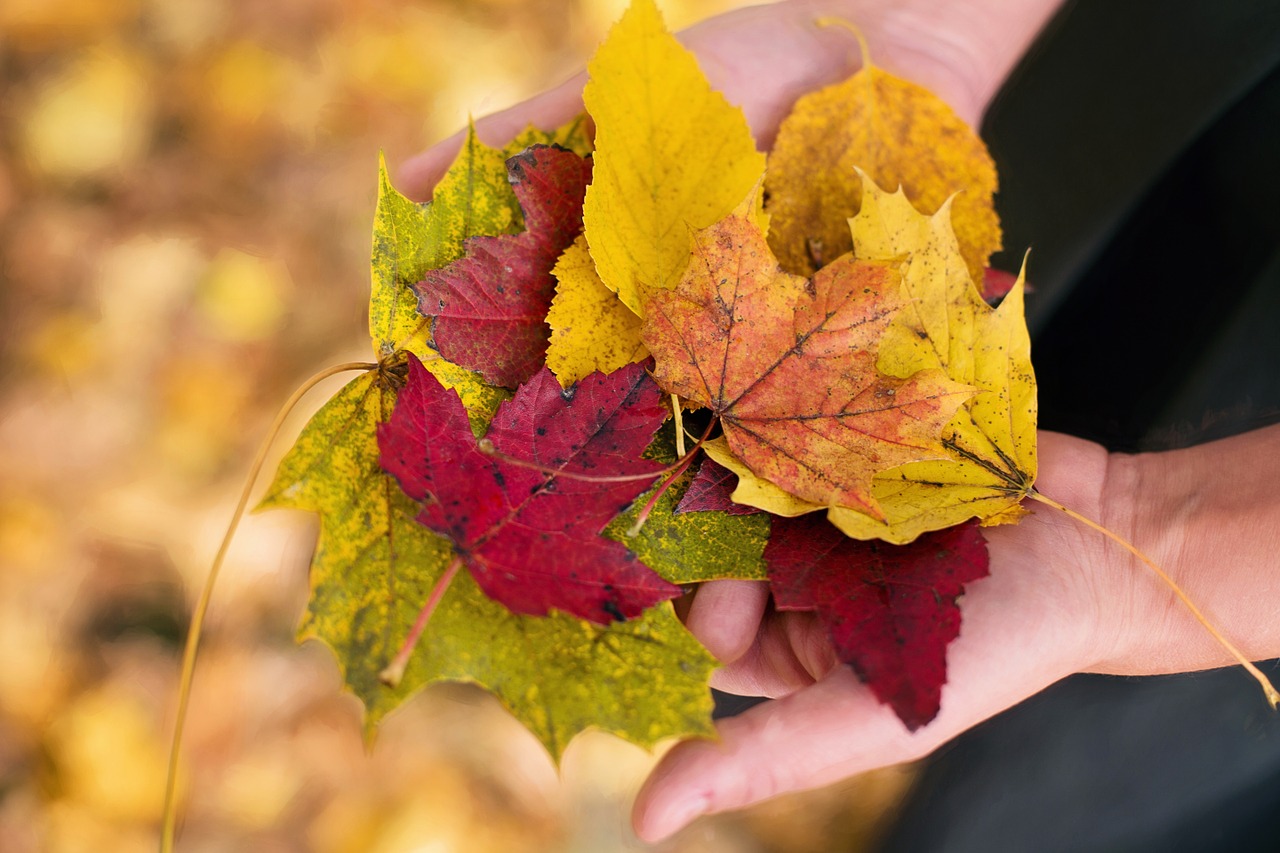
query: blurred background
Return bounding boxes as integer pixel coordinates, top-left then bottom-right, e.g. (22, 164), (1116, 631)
(0, 0), (913, 849)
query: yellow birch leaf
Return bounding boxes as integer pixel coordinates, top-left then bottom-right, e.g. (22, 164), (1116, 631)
(709, 181), (1035, 544)
(765, 33), (999, 284)
(583, 0), (765, 316)
(545, 235), (648, 387)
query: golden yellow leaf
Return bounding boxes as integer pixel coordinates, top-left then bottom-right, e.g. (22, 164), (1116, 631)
(710, 180), (1035, 544)
(545, 235), (648, 387)
(582, 0), (765, 317)
(765, 30), (999, 284)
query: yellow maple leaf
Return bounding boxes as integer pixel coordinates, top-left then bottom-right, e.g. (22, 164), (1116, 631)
(715, 180), (1035, 544)
(764, 24), (1000, 285)
(582, 0), (765, 317)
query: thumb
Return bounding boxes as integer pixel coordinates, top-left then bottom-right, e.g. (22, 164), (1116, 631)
(396, 71), (588, 201)
(632, 668), (935, 843)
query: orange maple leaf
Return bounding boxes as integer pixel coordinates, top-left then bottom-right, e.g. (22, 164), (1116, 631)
(643, 215), (972, 520)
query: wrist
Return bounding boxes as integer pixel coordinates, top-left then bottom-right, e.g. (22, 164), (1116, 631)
(1088, 428), (1280, 675)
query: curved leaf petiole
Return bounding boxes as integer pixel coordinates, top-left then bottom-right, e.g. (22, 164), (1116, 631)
(1028, 488), (1280, 709)
(161, 361), (378, 853)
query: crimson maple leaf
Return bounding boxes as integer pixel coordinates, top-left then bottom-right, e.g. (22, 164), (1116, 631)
(416, 145), (593, 388)
(675, 457), (761, 516)
(765, 515), (989, 730)
(378, 353), (681, 624)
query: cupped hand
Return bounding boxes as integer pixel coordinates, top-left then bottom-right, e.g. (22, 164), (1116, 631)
(396, 0), (1059, 201)
(393, 0), (1083, 840)
(634, 431), (1123, 841)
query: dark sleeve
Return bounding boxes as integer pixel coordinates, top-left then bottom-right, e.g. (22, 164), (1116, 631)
(982, 0), (1280, 450)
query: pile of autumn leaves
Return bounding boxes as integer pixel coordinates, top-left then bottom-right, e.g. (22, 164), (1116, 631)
(263, 0), (1038, 755)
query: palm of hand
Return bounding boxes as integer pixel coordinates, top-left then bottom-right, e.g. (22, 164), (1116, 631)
(635, 432), (1115, 840)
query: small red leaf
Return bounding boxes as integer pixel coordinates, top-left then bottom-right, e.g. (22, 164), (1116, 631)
(675, 458), (761, 516)
(765, 515), (989, 730)
(416, 145), (593, 388)
(981, 266), (1019, 302)
(379, 354), (681, 624)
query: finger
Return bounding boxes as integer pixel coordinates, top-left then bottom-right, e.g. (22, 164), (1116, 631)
(396, 71), (588, 201)
(634, 519), (1103, 843)
(710, 609), (834, 698)
(683, 579), (769, 664)
(634, 667), (933, 843)
(397, 4), (868, 201)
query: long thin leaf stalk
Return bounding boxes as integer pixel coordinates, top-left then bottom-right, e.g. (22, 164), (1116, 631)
(625, 415), (719, 537)
(477, 440), (688, 484)
(1028, 488), (1280, 709)
(378, 555), (464, 687)
(160, 361), (377, 853)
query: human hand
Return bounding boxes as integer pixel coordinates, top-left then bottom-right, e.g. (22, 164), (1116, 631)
(396, 0), (1064, 201)
(635, 412), (1280, 840)
(633, 431), (1122, 840)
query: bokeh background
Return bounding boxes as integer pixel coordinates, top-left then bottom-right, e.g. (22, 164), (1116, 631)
(0, 0), (913, 849)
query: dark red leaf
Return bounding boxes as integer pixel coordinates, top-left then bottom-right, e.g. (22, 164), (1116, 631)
(379, 353), (681, 624)
(416, 145), (592, 388)
(675, 458), (761, 515)
(765, 515), (989, 730)
(981, 267), (1019, 302)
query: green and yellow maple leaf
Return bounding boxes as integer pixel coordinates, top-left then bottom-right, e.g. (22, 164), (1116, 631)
(607, 426), (769, 584)
(261, 374), (714, 756)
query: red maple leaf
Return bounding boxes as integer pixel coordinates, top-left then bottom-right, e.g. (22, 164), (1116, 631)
(981, 266), (1019, 302)
(378, 353), (681, 624)
(765, 515), (989, 730)
(675, 457), (761, 516)
(415, 145), (592, 388)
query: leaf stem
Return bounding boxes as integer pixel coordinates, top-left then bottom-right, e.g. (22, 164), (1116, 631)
(1027, 489), (1280, 710)
(379, 555), (464, 687)
(477, 439), (683, 484)
(626, 416), (720, 537)
(672, 394), (687, 459)
(160, 361), (377, 853)
(815, 17), (873, 69)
